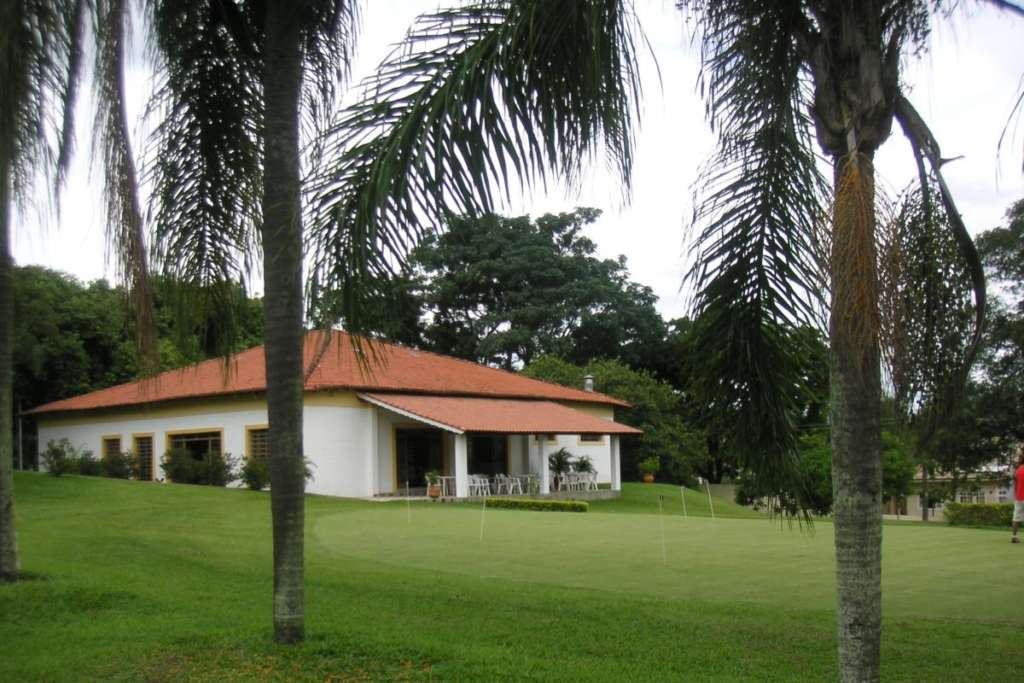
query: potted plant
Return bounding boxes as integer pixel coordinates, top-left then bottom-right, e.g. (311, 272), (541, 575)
(639, 457), (660, 484)
(548, 448), (574, 490)
(425, 469), (442, 499)
(573, 455), (594, 473)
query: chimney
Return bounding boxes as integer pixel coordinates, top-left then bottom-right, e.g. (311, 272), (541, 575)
(583, 375), (594, 392)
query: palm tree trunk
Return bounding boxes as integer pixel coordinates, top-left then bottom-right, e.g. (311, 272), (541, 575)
(262, 0), (305, 644)
(0, 154), (19, 581)
(830, 154), (883, 682)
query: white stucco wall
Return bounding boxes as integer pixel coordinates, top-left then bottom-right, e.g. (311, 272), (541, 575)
(36, 392), (375, 498)
(37, 394), (622, 497)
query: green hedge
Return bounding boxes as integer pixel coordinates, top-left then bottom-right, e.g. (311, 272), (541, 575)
(484, 498), (588, 513)
(944, 502), (1013, 527)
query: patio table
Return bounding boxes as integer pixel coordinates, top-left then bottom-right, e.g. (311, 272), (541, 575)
(437, 475), (456, 497)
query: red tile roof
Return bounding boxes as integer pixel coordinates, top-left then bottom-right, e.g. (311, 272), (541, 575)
(27, 331), (630, 415)
(360, 393), (641, 435)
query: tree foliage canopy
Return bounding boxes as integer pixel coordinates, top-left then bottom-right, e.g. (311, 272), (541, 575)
(407, 209), (666, 370)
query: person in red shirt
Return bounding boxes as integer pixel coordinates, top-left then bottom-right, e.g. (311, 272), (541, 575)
(1013, 450), (1024, 544)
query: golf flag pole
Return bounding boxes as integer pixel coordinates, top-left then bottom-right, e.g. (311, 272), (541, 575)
(680, 485), (687, 517)
(479, 495), (487, 542)
(658, 494), (667, 565)
(703, 477), (715, 519)
(406, 480), (411, 523)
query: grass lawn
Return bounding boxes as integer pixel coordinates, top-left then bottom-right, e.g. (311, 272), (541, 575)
(2, 474), (1022, 681)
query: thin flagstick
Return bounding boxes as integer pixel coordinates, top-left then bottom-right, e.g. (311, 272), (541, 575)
(705, 479), (715, 520)
(406, 480), (411, 523)
(658, 495), (667, 565)
(479, 495), (487, 542)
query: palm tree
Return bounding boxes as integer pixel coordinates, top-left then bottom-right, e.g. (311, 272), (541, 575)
(143, 0), (358, 643)
(309, 1), (1019, 679)
(0, 0), (152, 582)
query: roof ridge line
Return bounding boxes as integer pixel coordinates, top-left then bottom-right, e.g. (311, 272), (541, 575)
(339, 330), (623, 405)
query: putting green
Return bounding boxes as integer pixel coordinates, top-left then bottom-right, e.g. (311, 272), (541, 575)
(312, 495), (1024, 625)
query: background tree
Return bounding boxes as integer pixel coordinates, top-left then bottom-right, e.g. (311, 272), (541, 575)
(522, 356), (707, 483)
(972, 198), (1024, 445)
(405, 209), (666, 370)
(11, 266), (262, 468)
(737, 429), (915, 517)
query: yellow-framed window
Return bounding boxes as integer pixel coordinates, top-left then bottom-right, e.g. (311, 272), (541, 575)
(247, 427), (270, 464)
(133, 435), (154, 480)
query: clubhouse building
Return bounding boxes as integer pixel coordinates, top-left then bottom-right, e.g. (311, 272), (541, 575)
(27, 331), (639, 498)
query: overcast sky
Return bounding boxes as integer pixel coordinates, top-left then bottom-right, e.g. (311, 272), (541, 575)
(12, 0), (1024, 320)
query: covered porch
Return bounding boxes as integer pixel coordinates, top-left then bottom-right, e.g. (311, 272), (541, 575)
(360, 393), (640, 498)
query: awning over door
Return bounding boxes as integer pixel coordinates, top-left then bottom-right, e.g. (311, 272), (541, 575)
(358, 393), (642, 436)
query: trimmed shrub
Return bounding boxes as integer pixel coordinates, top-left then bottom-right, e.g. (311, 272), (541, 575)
(41, 439), (82, 476)
(161, 448), (238, 486)
(485, 498), (588, 512)
(101, 451), (134, 479)
(77, 452), (102, 477)
(240, 459), (269, 491)
(944, 502), (1013, 528)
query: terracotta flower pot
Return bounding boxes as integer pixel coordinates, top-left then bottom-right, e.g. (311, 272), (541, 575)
(428, 484), (442, 499)
(643, 473), (655, 484)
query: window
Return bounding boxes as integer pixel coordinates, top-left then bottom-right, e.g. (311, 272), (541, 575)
(133, 435), (154, 481)
(534, 434), (558, 443)
(168, 431), (222, 460)
(247, 427), (270, 463)
(959, 491), (971, 504)
(976, 490), (986, 504)
(579, 434), (603, 444)
(999, 489), (1009, 503)
(102, 436), (122, 460)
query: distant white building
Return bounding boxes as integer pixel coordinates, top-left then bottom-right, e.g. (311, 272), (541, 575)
(886, 462), (1012, 519)
(28, 331), (640, 498)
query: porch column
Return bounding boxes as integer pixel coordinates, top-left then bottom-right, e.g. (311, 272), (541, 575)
(539, 437), (550, 495)
(610, 435), (621, 492)
(454, 433), (469, 497)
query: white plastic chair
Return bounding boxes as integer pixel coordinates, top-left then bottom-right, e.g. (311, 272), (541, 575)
(470, 474), (491, 497)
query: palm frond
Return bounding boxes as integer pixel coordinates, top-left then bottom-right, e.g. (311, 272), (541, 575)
(880, 179), (977, 440)
(998, 72), (1024, 173)
(55, 0), (87, 190)
(893, 95), (987, 443)
(307, 0), (645, 336)
(144, 0), (263, 359)
(680, 0), (827, 515)
(94, 0), (157, 374)
(0, 0), (79, 207)
(299, 1), (360, 170)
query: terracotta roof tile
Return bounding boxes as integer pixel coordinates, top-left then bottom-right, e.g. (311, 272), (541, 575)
(27, 331), (629, 414)
(360, 393), (641, 435)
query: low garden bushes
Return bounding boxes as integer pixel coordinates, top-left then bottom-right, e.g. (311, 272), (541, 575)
(101, 451), (134, 479)
(240, 459), (270, 490)
(41, 438), (100, 476)
(485, 498), (588, 512)
(161, 448), (238, 486)
(944, 502), (1012, 528)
